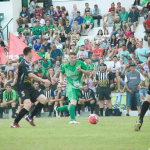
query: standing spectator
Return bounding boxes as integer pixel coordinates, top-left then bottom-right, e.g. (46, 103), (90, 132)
(50, 45), (63, 64)
(75, 11), (83, 25)
(54, 6), (62, 21)
(125, 63), (145, 116)
(96, 63), (113, 116)
(82, 11), (94, 36)
(83, 3), (92, 17)
(103, 9), (117, 30)
(136, 41), (149, 63)
(47, 5), (56, 19)
(92, 4), (102, 27)
(16, 6), (29, 28)
(31, 19), (43, 41)
(128, 6), (140, 33)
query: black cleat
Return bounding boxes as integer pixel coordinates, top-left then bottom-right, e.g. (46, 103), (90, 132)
(134, 120), (143, 131)
(126, 114), (130, 116)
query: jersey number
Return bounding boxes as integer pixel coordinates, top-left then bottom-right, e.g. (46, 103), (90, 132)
(21, 91), (25, 97)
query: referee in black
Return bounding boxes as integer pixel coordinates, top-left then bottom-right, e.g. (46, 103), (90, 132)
(96, 63), (113, 116)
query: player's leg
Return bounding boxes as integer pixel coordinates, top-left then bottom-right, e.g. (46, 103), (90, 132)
(135, 94), (150, 131)
(59, 101), (65, 116)
(48, 101), (53, 117)
(77, 99), (84, 116)
(126, 91), (133, 116)
(98, 90), (104, 116)
(0, 102), (8, 118)
(11, 102), (16, 117)
(90, 100), (95, 114)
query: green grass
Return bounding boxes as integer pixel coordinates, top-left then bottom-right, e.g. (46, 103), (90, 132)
(0, 117), (150, 150)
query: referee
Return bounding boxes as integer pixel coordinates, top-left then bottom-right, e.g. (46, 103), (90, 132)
(96, 63), (113, 116)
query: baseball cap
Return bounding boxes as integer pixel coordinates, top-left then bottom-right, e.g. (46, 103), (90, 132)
(100, 63), (106, 66)
(94, 4), (98, 7)
(130, 63), (136, 67)
(132, 6), (136, 9)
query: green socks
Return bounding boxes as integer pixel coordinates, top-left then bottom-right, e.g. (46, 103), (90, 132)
(69, 104), (76, 121)
(57, 105), (68, 112)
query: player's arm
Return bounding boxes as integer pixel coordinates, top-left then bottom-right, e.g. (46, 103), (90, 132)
(78, 62), (91, 76)
(60, 72), (65, 84)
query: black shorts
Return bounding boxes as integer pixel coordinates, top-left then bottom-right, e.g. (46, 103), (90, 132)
(147, 84), (150, 95)
(18, 85), (42, 103)
(98, 88), (111, 101)
(85, 24), (94, 29)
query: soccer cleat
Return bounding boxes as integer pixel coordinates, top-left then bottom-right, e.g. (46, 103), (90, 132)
(126, 114), (130, 116)
(69, 121), (80, 124)
(134, 120), (143, 131)
(77, 114), (80, 117)
(25, 116), (36, 126)
(11, 123), (20, 128)
(54, 107), (60, 118)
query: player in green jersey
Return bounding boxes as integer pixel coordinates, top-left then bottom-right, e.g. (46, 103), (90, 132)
(0, 83), (18, 118)
(54, 52), (90, 124)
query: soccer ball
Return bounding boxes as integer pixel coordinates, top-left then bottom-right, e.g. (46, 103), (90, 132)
(89, 114), (99, 124)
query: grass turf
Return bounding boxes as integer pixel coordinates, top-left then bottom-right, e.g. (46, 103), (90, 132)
(0, 117), (150, 150)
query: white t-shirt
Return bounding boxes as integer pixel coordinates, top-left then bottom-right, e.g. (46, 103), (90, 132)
(29, 1), (38, 14)
(77, 51), (88, 59)
(108, 61), (121, 73)
(40, 19), (45, 27)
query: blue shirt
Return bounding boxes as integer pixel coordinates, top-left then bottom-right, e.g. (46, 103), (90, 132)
(75, 16), (83, 25)
(50, 49), (63, 61)
(20, 11), (28, 18)
(92, 8), (101, 16)
(47, 10), (56, 18)
(34, 43), (42, 51)
(43, 43), (51, 52)
(136, 47), (148, 62)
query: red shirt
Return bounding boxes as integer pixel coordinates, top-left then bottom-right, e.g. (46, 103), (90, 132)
(93, 48), (103, 57)
(109, 7), (115, 12)
(34, 10), (44, 18)
(146, 19), (150, 28)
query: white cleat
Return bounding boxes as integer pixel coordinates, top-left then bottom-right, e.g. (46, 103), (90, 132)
(69, 121), (80, 124)
(77, 114), (80, 117)
(54, 107), (60, 118)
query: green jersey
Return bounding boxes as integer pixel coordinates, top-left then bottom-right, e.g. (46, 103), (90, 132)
(83, 16), (94, 24)
(3, 89), (17, 102)
(61, 60), (88, 89)
(32, 25), (43, 35)
(44, 25), (53, 34)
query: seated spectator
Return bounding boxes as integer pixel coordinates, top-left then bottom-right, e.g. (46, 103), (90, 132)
(59, 26), (68, 45)
(128, 6), (140, 33)
(42, 39), (51, 52)
(18, 31), (25, 41)
(119, 7), (129, 26)
(50, 45), (63, 64)
(61, 6), (69, 20)
(31, 13), (45, 27)
(34, 39), (42, 52)
(78, 83), (95, 116)
(125, 27), (132, 38)
(144, 12), (150, 31)
(84, 39), (93, 56)
(25, 33), (32, 47)
(71, 20), (81, 34)
(103, 9), (117, 30)
(5, 59), (14, 72)
(54, 84), (66, 117)
(33, 5), (44, 19)
(0, 27), (4, 40)
(82, 11), (94, 36)
(43, 82), (54, 117)
(38, 46), (46, 60)
(108, 2), (115, 12)
(55, 39), (63, 51)
(0, 38), (5, 48)
(0, 83), (17, 118)
(92, 4), (102, 27)
(45, 47), (51, 60)
(139, 0), (150, 14)
(117, 34), (127, 48)
(70, 4), (78, 26)
(60, 13), (68, 26)
(93, 43), (103, 58)
(45, 14), (54, 25)
(54, 6), (62, 21)
(31, 19), (43, 41)
(99, 37), (109, 57)
(54, 60), (61, 73)
(47, 5), (56, 19)
(23, 25), (31, 36)
(64, 20), (71, 35)
(16, 6), (29, 28)
(136, 41), (149, 63)
(117, 44), (130, 64)
(42, 59), (53, 75)
(77, 45), (88, 59)
(127, 39), (136, 57)
(116, 2), (122, 14)
(29, 0), (40, 18)
(92, 29), (103, 45)
(43, 20), (53, 39)
(70, 30), (80, 44)
(36, 62), (46, 75)
(75, 11), (83, 25)
(53, 21), (61, 36)
(83, 3), (92, 17)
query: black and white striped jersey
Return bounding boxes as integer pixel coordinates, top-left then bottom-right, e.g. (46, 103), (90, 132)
(96, 71), (112, 88)
(79, 89), (95, 100)
(43, 89), (54, 98)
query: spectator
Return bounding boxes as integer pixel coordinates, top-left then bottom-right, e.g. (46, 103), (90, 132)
(119, 7), (129, 26)
(55, 39), (63, 51)
(47, 5), (56, 19)
(92, 4), (102, 27)
(43, 20), (53, 39)
(128, 6), (140, 32)
(93, 43), (103, 58)
(33, 6), (44, 19)
(18, 31), (25, 41)
(99, 37), (109, 57)
(45, 47), (51, 60)
(70, 4), (78, 26)
(75, 11), (83, 25)
(125, 63), (145, 116)
(64, 20), (71, 35)
(83, 3), (92, 17)
(128, 39), (136, 57)
(116, 2), (122, 14)
(77, 45), (88, 59)
(125, 26), (132, 38)
(29, 0), (39, 18)
(32, 14), (45, 27)
(144, 12), (150, 30)
(71, 20), (81, 34)
(70, 30), (80, 44)
(117, 34), (127, 48)
(82, 11), (94, 36)
(61, 6), (69, 20)
(23, 25), (31, 37)
(78, 83), (95, 116)
(50, 45), (63, 64)
(136, 41), (149, 63)
(16, 6), (29, 28)
(54, 60), (61, 73)
(108, 2), (115, 12)
(54, 6), (62, 21)
(60, 13), (68, 26)
(45, 14), (54, 25)
(59, 26), (68, 45)
(42, 39), (51, 52)
(42, 59), (53, 75)
(31, 19), (43, 41)
(34, 39), (42, 52)
(103, 9), (117, 30)
(5, 60), (14, 72)
(38, 46), (46, 60)
(36, 62), (46, 75)
(84, 39), (93, 55)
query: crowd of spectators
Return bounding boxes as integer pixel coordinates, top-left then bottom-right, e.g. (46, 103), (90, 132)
(0, 0), (150, 118)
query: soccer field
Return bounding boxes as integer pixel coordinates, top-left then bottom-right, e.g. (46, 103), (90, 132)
(0, 117), (150, 150)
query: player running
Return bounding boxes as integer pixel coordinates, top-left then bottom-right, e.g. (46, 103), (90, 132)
(11, 47), (50, 128)
(134, 57), (150, 131)
(54, 52), (90, 124)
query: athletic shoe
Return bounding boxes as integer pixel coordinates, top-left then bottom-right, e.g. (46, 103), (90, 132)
(11, 123), (20, 128)
(69, 121), (80, 124)
(134, 120), (143, 131)
(77, 114), (80, 117)
(25, 116), (35, 126)
(54, 107), (60, 118)
(126, 114), (130, 116)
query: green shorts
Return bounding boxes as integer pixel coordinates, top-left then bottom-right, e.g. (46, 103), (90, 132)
(66, 88), (80, 102)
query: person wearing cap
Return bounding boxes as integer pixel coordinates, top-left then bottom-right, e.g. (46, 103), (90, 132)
(102, 9), (118, 30)
(93, 43), (103, 58)
(16, 6), (29, 28)
(125, 63), (145, 116)
(128, 6), (140, 32)
(136, 41), (149, 63)
(96, 63), (113, 116)
(31, 19), (43, 41)
(75, 11), (83, 25)
(117, 44), (130, 64)
(92, 4), (102, 27)
(82, 11), (94, 36)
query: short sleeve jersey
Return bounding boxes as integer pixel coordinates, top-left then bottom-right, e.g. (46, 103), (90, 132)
(3, 89), (17, 102)
(60, 60), (88, 89)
